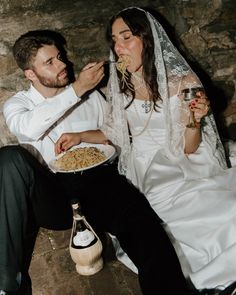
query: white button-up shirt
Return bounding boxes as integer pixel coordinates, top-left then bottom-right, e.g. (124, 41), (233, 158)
(3, 84), (108, 164)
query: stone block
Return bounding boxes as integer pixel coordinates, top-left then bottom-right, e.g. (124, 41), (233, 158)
(29, 229), (142, 295)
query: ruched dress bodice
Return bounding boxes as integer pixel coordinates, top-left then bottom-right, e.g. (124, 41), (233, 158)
(125, 98), (166, 188)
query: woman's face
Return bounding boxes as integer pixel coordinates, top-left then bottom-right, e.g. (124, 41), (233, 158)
(111, 17), (143, 73)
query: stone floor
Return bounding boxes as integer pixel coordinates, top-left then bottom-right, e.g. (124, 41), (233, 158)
(29, 229), (142, 295)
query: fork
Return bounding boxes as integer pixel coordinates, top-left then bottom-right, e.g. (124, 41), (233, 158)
(103, 60), (117, 64)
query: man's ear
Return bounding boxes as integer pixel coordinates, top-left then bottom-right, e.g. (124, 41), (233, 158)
(24, 69), (37, 82)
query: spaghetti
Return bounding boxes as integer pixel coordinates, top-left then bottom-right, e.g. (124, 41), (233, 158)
(116, 55), (132, 89)
(55, 147), (107, 171)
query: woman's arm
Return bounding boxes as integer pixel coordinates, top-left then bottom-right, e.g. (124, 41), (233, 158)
(184, 124), (202, 154)
(184, 91), (210, 154)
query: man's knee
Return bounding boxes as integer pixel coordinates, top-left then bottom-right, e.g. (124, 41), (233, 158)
(0, 145), (28, 168)
(0, 145), (34, 205)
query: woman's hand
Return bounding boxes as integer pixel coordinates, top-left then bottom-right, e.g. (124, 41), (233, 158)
(189, 90), (210, 123)
(184, 90), (210, 154)
(55, 133), (82, 155)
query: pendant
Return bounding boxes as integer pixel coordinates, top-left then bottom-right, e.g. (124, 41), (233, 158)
(141, 100), (152, 113)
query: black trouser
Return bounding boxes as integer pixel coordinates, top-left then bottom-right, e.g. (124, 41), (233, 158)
(0, 145), (191, 295)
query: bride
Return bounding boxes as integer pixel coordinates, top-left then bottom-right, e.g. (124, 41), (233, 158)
(55, 7), (236, 294)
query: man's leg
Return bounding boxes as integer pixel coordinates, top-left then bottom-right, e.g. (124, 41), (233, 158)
(57, 163), (194, 295)
(0, 145), (72, 293)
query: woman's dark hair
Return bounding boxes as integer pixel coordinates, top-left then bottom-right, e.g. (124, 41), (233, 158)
(106, 7), (161, 109)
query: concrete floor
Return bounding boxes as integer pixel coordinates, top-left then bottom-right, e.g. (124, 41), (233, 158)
(29, 229), (142, 295)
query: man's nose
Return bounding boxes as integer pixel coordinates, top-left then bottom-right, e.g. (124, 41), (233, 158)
(56, 57), (66, 69)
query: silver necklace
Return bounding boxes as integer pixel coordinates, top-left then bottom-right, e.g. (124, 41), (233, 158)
(129, 100), (154, 138)
(141, 100), (152, 113)
(129, 99), (159, 144)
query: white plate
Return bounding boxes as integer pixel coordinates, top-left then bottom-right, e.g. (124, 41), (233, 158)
(48, 143), (116, 173)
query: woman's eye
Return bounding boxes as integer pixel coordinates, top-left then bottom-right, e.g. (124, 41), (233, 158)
(123, 34), (132, 40)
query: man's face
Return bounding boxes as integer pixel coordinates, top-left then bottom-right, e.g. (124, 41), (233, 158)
(31, 44), (69, 88)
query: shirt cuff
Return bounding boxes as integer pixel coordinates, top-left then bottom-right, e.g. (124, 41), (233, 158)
(58, 85), (81, 107)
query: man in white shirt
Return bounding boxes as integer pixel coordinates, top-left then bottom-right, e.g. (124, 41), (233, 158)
(0, 30), (195, 295)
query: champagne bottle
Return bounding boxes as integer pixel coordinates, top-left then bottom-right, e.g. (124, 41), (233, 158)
(69, 199), (103, 275)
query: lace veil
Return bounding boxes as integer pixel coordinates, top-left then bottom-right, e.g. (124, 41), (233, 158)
(101, 7), (227, 176)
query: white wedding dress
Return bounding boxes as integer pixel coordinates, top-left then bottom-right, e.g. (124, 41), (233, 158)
(112, 95), (236, 291)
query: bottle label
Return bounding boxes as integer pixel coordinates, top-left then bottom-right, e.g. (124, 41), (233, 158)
(73, 229), (95, 247)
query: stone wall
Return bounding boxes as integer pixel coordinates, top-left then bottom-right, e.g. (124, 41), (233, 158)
(0, 0), (235, 145)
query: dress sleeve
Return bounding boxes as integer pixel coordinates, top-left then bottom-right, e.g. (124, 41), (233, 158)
(167, 74), (228, 169)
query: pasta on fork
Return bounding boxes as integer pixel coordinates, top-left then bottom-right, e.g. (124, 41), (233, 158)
(116, 55), (132, 89)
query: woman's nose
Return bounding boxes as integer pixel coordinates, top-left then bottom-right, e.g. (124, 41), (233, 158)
(114, 40), (125, 55)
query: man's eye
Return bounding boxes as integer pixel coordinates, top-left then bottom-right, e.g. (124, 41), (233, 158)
(57, 53), (63, 61)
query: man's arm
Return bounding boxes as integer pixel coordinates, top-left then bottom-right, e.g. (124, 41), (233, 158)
(54, 130), (107, 155)
(3, 86), (81, 141)
(3, 62), (105, 142)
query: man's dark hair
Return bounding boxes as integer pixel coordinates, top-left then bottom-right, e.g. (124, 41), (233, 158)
(13, 30), (68, 70)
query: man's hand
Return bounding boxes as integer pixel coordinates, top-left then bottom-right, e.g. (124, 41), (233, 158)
(55, 130), (109, 155)
(72, 61), (104, 97)
(55, 133), (82, 155)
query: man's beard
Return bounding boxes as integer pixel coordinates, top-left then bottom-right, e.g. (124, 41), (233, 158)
(33, 70), (69, 88)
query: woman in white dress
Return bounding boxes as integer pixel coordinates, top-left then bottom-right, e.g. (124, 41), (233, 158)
(55, 7), (236, 295)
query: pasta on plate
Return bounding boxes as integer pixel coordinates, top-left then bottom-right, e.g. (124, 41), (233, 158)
(55, 147), (107, 171)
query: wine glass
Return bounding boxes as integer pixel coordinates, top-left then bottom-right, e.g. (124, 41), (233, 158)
(181, 87), (204, 102)
(181, 87), (204, 128)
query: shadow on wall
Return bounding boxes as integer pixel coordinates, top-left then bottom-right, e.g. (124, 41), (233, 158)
(227, 123), (236, 141)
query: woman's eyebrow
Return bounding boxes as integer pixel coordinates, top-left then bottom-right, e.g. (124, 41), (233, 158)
(112, 29), (131, 37)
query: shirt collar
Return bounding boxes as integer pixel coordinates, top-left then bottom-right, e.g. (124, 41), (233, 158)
(28, 84), (46, 105)
(28, 84), (71, 105)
